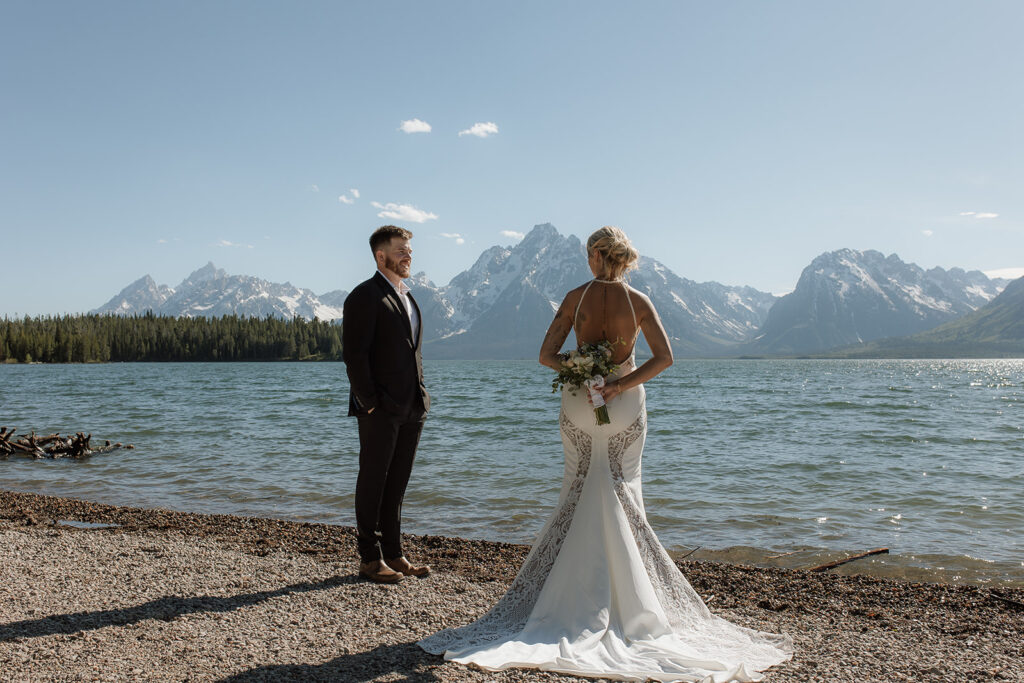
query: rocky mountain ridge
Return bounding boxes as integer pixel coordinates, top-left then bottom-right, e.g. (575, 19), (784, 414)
(825, 275), (1024, 358)
(93, 263), (346, 322)
(750, 248), (1006, 354)
(92, 224), (1012, 358)
(414, 224), (780, 358)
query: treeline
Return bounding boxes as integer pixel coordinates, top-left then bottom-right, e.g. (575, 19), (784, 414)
(0, 313), (343, 363)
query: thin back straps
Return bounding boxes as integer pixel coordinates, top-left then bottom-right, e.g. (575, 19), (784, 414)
(574, 280), (595, 331)
(621, 280), (638, 364)
(621, 280), (638, 330)
(574, 279), (638, 336)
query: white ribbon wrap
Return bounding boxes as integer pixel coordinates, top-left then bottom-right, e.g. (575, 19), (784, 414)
(585, 375), (606, 407)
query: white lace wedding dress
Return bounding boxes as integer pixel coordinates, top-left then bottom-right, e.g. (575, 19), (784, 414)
(419, 284), (793, 682)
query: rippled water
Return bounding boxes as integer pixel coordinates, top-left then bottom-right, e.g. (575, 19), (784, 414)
(2, 359), (1021, 585)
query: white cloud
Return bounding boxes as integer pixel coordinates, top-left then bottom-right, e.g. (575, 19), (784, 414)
(501, 230), (525, 241)
(351, 188), (360, 199)
(984, 267), (1024, 280)
(959, 211), (976, 216)
(459, 121), (499, 138)
(921, 229), (934, 237)
(310, 184), (320, 192)
(216, 240), (254, 249)
(371, 201), (439, 223)
(440, 232), (465, 245)
(338, 194), (355, 204)
(976, 212), (999, 219)
(399, 118), (432, 134)
(157, 238), (168, 244)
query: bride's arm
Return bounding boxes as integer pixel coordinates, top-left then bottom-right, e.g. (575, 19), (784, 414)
(599, 296), (673, 401)
(539, 295), (575, 371)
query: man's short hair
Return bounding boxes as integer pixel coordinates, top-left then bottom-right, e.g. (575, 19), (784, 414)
(370, 225), (413, 253)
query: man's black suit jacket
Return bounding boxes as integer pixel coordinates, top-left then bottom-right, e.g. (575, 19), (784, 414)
(342, 272), (430, 418)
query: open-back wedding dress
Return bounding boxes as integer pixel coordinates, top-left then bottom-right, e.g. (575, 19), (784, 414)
(419, 280), (793, 682)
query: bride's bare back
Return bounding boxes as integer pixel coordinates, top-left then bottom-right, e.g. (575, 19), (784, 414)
(572, 280), (641, 364)
(540, 276), (673, 401)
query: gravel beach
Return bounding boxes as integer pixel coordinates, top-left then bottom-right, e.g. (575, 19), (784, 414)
(1, 490), (1021, 682)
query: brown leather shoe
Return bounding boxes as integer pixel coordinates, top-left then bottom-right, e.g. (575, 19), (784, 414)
(359, 560), (403, 584)
(384, 556), (431, 577)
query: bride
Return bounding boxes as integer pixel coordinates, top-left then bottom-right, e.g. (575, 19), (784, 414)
(419, 227), (793, 682)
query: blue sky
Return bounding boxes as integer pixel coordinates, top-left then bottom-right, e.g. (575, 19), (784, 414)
(2, 1), (1022, 316)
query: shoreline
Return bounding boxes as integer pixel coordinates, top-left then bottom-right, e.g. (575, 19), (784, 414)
(2, 490), (1022, 682)
(4, 484), (1019, 589)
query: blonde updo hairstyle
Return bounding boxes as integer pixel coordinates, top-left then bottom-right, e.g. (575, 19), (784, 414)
(587, 226), (639, 281)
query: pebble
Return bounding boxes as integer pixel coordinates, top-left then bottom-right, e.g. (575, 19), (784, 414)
(1, 490), (1022, 682)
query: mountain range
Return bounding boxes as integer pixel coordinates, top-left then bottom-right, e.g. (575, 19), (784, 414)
(93, 223), (1016, 358)
(825, 274), (1024, 358)
(95, 263), (348, 322)
(749, 248), (1008, 355)
(412, 224), (779, 358)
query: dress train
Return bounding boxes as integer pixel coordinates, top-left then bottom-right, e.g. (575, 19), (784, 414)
(419, 367), (793, 682)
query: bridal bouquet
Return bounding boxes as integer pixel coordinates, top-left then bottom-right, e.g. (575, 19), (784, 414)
(551, 340), (620, 425)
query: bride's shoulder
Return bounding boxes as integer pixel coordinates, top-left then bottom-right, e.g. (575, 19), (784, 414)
(561, 283), (591, 301)
(624, 284), (652, 304)
(624, 286), (656, 316)
(551, 285), (586, 316)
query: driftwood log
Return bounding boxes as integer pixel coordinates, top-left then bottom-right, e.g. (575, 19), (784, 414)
(0, 427), (134, 459)
(990, 592), (1024, 610)
(807, 547), (889, 572)
(678, 545), (702, 560)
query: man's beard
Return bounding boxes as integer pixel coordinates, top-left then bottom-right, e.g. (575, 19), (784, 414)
(385, 254), (411, 278)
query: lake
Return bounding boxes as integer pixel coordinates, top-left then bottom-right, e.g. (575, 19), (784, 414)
(2, 359), (1021, 586)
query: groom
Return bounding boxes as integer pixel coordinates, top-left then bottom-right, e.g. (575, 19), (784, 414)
(343, 225), (431, 584)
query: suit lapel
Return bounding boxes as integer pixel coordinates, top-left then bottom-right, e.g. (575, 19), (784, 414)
(374, 272), (415, 344)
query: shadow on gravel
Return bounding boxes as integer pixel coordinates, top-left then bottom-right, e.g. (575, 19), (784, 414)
(219, 641), (442, 682)
(0, 575), (357, 642)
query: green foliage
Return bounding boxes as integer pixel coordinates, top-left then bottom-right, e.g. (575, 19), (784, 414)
(0, 313), (344, 363)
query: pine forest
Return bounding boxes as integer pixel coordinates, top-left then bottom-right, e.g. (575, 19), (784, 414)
(0, 314), (344, 363)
